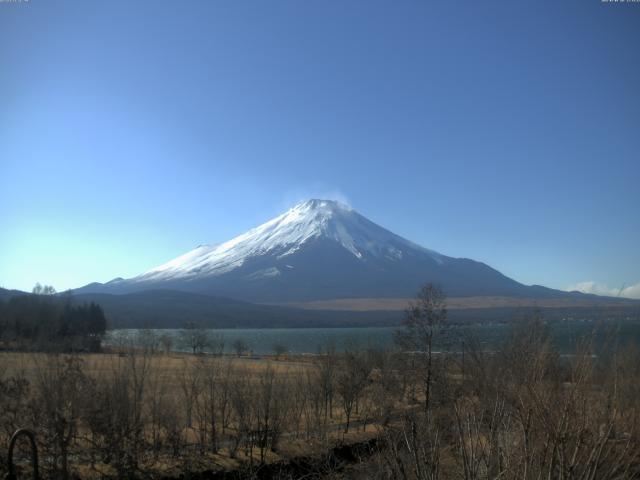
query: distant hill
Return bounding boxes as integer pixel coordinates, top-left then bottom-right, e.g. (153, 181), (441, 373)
(3, 286), (638, 329)
(72, 289), (402, 328)
(276, 295), (640, 311)
(0, 287), (28, 301)
(71, 289), (640, 328)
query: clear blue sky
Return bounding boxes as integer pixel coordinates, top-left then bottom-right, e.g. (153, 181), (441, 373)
(1, 0), (639, 297)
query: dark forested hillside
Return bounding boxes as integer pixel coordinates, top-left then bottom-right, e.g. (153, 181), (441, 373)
(72, 289), (402, 328)
(0, 293), (107, 351)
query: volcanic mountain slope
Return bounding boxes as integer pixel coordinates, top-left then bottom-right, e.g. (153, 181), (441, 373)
(76, 199), (588, 303)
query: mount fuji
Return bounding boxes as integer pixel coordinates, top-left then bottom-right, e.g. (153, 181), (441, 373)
(76, 199), (581, 304)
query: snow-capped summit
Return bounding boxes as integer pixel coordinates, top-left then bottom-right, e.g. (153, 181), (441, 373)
(138, 199), (444, 284)
(76, 199), (562, 302)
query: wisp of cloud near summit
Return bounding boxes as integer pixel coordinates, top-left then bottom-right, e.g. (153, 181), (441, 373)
(566, 281), (640, 300)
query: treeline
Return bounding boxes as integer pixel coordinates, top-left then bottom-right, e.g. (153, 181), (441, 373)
(0, 285), (107, 352)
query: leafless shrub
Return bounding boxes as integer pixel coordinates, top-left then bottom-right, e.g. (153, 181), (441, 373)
(395, 283), (447, 416)
(179, 323), (211, 355)
(336, 348), (370, 433)
(232, 338), (249, 357)
(30, 355), (90, 479)
(159, 333), (173, 355)
(83, 351), (152, 478)
(0, 366), (30, 478)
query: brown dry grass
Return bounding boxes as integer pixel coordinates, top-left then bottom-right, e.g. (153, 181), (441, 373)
(0, 351), (311, 383)
(269, 295), (639, 311)
(0, 351), (383, 479)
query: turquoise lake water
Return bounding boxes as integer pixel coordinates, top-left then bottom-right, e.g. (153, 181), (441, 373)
(104, 320), (640, 355)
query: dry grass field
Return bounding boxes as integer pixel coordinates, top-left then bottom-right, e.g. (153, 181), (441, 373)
(272, 295), (640, 311)
(0, 349), (392, 479)
(0, 351), (312, 381)
(2, 312), (640, 479)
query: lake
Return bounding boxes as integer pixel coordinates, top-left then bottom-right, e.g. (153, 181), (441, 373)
(104, 319), (640, 355)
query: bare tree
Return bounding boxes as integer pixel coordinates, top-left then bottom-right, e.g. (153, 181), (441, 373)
(193, 356), (226, 453)
(336, 349), (369, 433)
(180, 322), (211, 355)
(31, 355), (89, 480)
(316, 342), (337, 422)
(210, 332), (225, 356)
(137, 328), (160, 354)
(272, 343), (288, 359)
(233, 338), (249, 357)
(145, 363), (173, 456)
(159, 333), (173, 355)
(394, 283), (447, 416)
(253, 366), (288, 462)
(179, 359), (201, 429)
(32, 283), (56, 295)
(229, 367), (255, 459)
(83, 350), (153, 479)
(303, 367), (328, 441)
(0, 367), (30, 477)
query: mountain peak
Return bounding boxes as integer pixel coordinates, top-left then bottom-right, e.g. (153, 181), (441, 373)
(74, 200), (569, 303)
(284, 199), (353, 226)
(135, 198), (438, 282)
(296, 198), (352, 212)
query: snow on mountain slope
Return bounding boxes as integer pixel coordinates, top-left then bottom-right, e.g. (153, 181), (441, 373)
(77, 199), (577, 302)
(136, 199), (445, 283)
